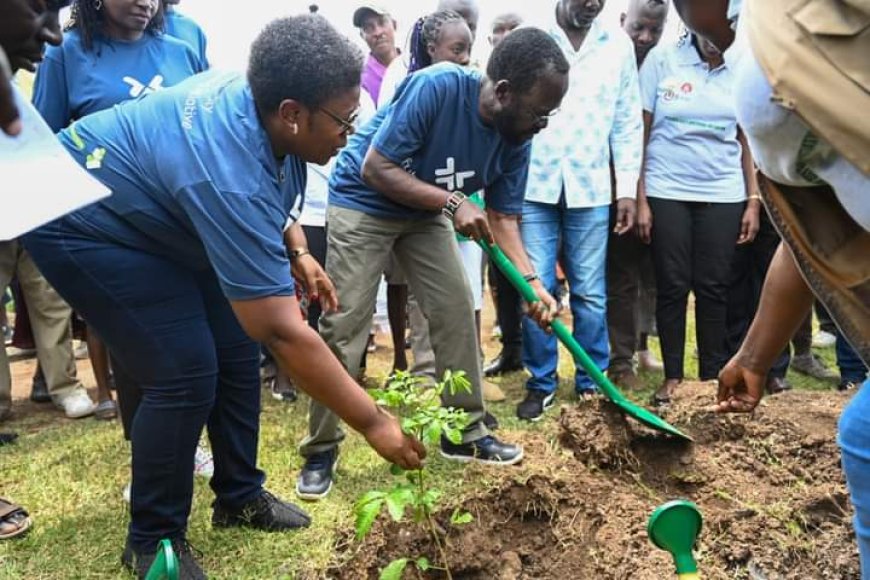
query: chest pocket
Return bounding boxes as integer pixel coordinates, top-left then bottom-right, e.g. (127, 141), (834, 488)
(791, 0), (870, 92)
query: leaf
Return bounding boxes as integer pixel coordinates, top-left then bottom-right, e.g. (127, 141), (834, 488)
(415, 557), (431, 572)
(389, 463), (404, 476)
(354, 495), (385, 540)
(385, 487), (414, 522)
(379, 558), (409, 580)
(444, 427), (463, 445)
(450, 508), (474, 525)
(424, 421), (443, 446)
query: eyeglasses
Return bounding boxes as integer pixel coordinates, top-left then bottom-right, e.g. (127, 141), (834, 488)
(318, 106), (360, 136)
(524, 105), (561, 127)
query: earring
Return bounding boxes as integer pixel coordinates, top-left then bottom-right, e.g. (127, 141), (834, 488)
(291, 124), (298, 135)
(94, 0), (103, 10)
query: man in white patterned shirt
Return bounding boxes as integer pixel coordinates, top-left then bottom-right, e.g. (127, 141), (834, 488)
(517, 0), (643, 421)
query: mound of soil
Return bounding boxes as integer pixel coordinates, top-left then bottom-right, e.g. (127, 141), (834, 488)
(333, 384), (860, 579)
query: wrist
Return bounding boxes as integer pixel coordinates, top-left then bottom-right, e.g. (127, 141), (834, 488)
(441, 191), (468, 220)
(289, 247), (311, 261)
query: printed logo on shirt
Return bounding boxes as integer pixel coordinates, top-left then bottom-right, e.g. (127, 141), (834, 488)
(434, 157), (475, 192)
(86, 147), (107, 170)
(660, 77), (695, 103)
(123, 74), (165, 98)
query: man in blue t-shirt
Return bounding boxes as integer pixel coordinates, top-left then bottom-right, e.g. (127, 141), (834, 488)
(296, 28), (570, 500)
(24, 16), (426, 577)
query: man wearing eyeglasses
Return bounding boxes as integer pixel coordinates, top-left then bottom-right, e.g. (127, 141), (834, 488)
(296, 28), (570, 500)
(515, 0), (644, 422)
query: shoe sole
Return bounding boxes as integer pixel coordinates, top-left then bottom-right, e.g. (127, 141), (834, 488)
(295, 457), (338, 502)
(517, 393), (556, 423)
(439, 447), (524, 466)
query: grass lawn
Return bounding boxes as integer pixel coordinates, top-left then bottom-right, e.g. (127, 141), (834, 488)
(0, 302), (838, 579)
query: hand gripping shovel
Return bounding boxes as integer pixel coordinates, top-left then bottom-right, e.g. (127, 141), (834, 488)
(144, 539), (179, 580)
(648, 500), (703, 579)
(479, 240), (690, 440)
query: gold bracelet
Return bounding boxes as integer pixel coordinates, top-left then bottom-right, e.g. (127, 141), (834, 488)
(289, 248), (310, 261)
(748, 194), (762, 201)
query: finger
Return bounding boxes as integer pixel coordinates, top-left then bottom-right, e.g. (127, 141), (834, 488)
(319, 277), (340, 312)
(0, 76), (22, 137)
(479, 219), (494, 245)
(410, 435), (427, 460)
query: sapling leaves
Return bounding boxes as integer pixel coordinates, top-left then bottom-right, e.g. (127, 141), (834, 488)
(356, 370), (475, 580)
(379, 558), (409, 580)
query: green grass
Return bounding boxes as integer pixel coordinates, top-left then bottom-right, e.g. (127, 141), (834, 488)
(0, 310), (836, 579)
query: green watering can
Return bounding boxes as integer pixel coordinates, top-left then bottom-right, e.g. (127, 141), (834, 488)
(144, 539), (179, 580)
(479, 240), (690, 440)
(648, 500), (703, 579)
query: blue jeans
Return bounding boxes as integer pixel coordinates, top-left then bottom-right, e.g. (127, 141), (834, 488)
(839, 380), (870, 579)
(24, 218), (265, 552)
(520, 202), (609, 394)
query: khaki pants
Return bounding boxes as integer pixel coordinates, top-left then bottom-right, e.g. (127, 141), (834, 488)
(0, 240), (83, 416)
(300, 206), (487, 456)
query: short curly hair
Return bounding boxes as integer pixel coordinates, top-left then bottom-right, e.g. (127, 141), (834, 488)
(486, 27), (569, 95)
(247, 15), (364, 113)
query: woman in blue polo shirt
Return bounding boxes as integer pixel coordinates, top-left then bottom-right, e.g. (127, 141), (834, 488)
(24, 16), (424, 577)
(32, 0), (206, 423)
(636, 29), (760, 405)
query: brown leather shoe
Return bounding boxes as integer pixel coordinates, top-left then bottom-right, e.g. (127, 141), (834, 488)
(765, 376), (792, 395)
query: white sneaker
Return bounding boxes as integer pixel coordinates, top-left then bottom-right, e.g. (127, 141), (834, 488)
(812, 330), (837, 348)
(194, 443), (214, 479)
(122, 482), (131, 503)
(58, 390), (96, 418)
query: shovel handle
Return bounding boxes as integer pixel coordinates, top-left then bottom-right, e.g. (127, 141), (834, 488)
(678, 574), (700, 580)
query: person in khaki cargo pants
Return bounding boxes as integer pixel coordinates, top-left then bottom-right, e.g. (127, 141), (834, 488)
(0, 241), (95, 421)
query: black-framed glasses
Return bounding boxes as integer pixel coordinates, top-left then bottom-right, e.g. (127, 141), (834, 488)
(525, 105), (561, 127)
(318, 106), (360, 136)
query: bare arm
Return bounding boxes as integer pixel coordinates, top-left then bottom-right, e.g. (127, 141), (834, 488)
(636, 111), (654, 244)
(717, 243), (815, 412)
(231, 295), (425, 467)
(736, 129), (761, 245)
(362, 147), (450, 211)
(488, 208), (557, 325)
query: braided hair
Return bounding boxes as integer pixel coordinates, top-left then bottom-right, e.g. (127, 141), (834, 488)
(66, 0), (164, 52)
(407, 10), (465, 73)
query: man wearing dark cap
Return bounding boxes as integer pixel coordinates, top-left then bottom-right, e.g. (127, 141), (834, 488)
(353, 4), (399, 105)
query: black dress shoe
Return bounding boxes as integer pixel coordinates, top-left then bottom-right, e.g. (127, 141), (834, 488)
(483, 350), (523, 377)
(122, 538), (206, 580)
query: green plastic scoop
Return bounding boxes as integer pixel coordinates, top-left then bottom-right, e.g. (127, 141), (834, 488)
(479, 240), (690, 440)
(144, 539), (179, 580)
(648, 500), (703, 579)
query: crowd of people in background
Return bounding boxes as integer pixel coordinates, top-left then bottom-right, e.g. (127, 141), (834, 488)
(1, 0), (867, 578)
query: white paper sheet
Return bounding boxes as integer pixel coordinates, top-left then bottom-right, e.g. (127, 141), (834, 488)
(1, 87), (110, 241)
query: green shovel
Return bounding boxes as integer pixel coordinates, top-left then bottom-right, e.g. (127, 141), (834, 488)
(478, 240), (690, 440)
(648, 500), (703, 579)
(144, 539), (179, 580)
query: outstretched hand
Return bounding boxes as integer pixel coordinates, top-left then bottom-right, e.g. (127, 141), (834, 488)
(291, 254), (339, 313)
(362, 408), (427, 470)
(715, 356), (767, 413)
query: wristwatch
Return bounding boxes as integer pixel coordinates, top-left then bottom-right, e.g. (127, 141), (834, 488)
(441, 191), (468, 219)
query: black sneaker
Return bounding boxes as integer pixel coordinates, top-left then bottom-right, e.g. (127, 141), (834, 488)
(121, 538), (206, 580)
(516, 390), (555, 422)
(212, 490), (311, 531)
(295, 449), (338, 501)
(440, 435), (524, 465)
(0, 432), (18, 446)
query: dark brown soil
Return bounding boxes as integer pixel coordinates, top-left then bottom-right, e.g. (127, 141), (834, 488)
(332, 383), (860, 579)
